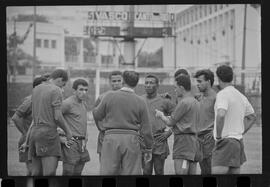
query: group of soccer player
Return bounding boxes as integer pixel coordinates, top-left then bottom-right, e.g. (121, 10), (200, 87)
(11, 64), (257, 176)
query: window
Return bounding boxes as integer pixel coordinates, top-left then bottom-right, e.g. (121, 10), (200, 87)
(36, 39), (41, 48)
(220, 4), (223, 10)
(44, 39), (49, 48)
(204, 5), (207, 16)
(214, 5), (217, 12)
(209, 5), (212, 14)
(199, 6), (203, 18)
(51, 40), (56, 49)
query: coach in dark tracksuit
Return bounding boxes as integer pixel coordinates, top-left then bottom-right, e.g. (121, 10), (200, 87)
(93, 71), (153, 175)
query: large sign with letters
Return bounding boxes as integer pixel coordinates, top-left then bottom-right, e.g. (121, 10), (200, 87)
(87, 11), (175, 22)
(83, 26), (120, 36)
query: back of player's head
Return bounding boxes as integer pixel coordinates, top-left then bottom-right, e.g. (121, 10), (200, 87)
(123, 71), (139, 88)
(174, 69), (189, 78)
(42, 73), (50, 80)
(109, 70), (122, 79)
(72, 79), (88, 90)
(145, 74), (159, 85)
(33, 76), (47, 88)
(194, 69), (215, 86)
(49, 69), (68, 82)
(175, 74), (191, 91)
(216, 65), (233, 83)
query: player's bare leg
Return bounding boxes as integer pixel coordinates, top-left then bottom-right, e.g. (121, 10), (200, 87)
(31, 156), (42, 176)
(174, 159), (189, 174)
(212, 166), (229, 174)
(41, 156), (58, 176)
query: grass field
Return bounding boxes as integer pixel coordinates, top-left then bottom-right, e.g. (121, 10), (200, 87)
(7, 121), (262, 176)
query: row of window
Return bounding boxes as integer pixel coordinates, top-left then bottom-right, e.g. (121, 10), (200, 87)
(176, 4), (230, 28)
(36, 39), (57, 49)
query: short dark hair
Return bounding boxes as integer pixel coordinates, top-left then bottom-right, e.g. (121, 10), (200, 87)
(109, 71), (122, 80)
(123, 71), (139, 87)
(50, 69), (68, 82)
(33, 76), (47, 88)
(194, 69), (215, 86)
(145, 74), (159, 85)
(42, 73), (50, 80)
(216, 65), (233, 83)
(175, 74), (191, 91)
(174, 69), (189, 78)
(72, 79), (88, 90)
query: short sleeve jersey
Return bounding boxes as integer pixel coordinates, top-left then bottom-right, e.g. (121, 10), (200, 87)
(197, 89), (216, 133)
(141, 94), (175, 134)
(32, 82), (63, 128)
(171, 95), (200, 134)
(62, 95), (88, 137)
(214, 86), (255, 140)
(15, 95), (32, 133)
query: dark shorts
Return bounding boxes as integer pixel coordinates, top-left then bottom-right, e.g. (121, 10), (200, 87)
(212, 138), (246, 167)
(28, 125), (61, 160)
(61, 139), (90, 165)
(97, 131), (105, 154)
(18, 135), (29, 162)
(173, 134), (202, 162)
(198, 131), (215, 159)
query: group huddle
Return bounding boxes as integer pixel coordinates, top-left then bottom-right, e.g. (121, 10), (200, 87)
(11, 65), (256, 176)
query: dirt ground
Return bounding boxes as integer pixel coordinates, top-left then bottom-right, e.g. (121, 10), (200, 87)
(7, 122), (262, 176)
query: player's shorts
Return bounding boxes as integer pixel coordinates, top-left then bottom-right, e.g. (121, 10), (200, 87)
(61, 139), (90, 165)
(197, 131), (215, 159)
(97, 131), (105, 154)
(18, 135), (29, 162)
(173, 134), (202, 162)
(28, 125), (61, 159)
(212, 138), (246, 167)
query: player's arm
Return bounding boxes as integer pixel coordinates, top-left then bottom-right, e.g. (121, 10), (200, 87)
(93, 96), (103, 131)
(92, 94), (107, 124)
(156, 101), (187, 127)
(52, 89), (73, 140)
(140, 101), (153, 162)
(11, 98), (31, 135)
(19, 121), (34, 152)
(215, 109), (226, 139)
(215, 94), (228, 139)
(243, 98), (257, 135)
(11, 113), (27, 135)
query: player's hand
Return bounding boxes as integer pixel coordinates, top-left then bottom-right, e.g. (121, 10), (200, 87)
(81, 139), (86, 152)
(19, 142), (28, 153)
(155, 109), (164, 119)
(154, 131), (172, 143)
(160, 92), (172, 100)
(144, 152), (152, 163)
(65, 137), (75, 148)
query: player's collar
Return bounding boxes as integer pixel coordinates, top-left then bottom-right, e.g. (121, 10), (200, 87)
(120, 87), (135, 93)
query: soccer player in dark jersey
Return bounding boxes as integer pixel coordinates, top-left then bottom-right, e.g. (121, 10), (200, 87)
(156, 74), (202, 174)
(141, 74), (175, 175)
(11, 76), (48, 175)
(59, 79), (90, 175)
(28, 69), (74, 176)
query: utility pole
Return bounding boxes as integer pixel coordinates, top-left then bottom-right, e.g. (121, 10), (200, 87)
(12, 18), (17, 83)
(33, 6), (37, 81)
(241, 4), (247, 93)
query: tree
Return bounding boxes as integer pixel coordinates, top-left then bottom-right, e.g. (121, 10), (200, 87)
(138, 47), (163, 68)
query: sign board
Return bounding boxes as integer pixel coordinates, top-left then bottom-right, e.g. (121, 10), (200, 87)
(83, 26), (120, 37)
(131, 27), (172, 38)
(87, 11), (175, 22)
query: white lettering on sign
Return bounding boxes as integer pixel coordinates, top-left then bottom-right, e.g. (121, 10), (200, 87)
(87, 11), (173, 22)
(87, 11), (128, 21)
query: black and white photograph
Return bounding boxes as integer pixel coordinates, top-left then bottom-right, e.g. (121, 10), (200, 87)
(6, 4), (261, 176)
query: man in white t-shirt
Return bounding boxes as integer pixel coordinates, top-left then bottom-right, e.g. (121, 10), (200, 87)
(212, 65), (257, 174)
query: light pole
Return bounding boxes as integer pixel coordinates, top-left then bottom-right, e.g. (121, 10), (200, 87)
(32, 6), (37, 81)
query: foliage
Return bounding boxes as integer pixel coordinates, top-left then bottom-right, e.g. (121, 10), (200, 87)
(16, 14), (50, 23)
(137, 47), (163, 68)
